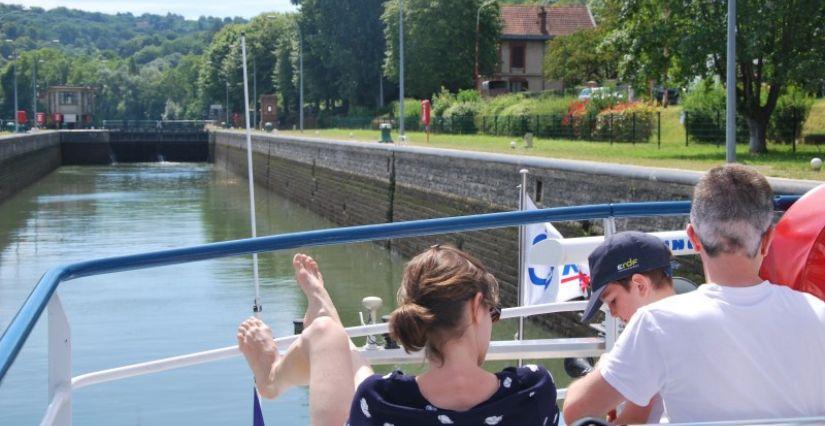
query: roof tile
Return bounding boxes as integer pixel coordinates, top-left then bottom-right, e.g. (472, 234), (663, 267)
(500, 5), (595, 38)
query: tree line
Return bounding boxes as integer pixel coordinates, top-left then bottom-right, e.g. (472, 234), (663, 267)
(1, 1), (822, 152)
(544, 0), (824, 153)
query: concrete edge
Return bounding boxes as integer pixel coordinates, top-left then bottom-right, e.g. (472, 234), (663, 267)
(215, 130), (822, 195)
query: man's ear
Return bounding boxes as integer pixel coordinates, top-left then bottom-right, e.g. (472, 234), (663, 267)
(687, 223), (703, 253)
(760, 225), (775, 256)
(632, 273), (651, 297)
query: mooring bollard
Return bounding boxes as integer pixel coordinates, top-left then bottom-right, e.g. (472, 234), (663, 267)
(381, 314), (398, 349)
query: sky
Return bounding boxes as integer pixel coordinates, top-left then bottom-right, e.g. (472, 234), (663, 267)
(8, 1), (298, 20)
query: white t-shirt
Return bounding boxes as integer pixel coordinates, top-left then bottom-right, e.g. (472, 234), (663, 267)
(599, 281), (825, 423)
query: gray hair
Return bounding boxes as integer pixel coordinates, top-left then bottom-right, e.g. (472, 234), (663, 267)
(689, 165), (774, 258)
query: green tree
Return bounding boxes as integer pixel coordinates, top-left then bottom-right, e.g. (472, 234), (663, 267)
(382, 0), (501, 99)
(608, 0), (685, 106)
(612, 0), (825, 153)
(273, 19), (298, 118)
(543, 27), (618, 90)
(294, 0), (387, 111)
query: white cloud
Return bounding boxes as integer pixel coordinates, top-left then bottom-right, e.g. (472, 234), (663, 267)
(9, 0), (297, 19)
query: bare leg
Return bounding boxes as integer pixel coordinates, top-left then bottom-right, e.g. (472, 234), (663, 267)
(293, 253), (341, 327)
(237, 254), (373, 405)
(304, 316), (358, 425)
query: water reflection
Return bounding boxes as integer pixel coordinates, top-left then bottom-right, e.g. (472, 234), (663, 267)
(0, 163), (566, 425)
(0, 163), (406, 425)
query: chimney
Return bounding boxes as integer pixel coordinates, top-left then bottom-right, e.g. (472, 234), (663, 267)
(538, 6), (548, 35)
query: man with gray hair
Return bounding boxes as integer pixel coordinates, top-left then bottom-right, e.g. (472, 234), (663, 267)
(564, 164), (825, 423)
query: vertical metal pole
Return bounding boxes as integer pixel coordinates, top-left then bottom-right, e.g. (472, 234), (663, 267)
(225, 81), (229, 128)
(601, 217), (620, 351)
(726, 0), (736, 163)
(252, 56), (257, 130)
(475, 5), (482, 91)
(792, 108), (797, 153)
(517, 168), (529, 366)
(398, 0), (405, 139)
(657, 111), (661, 148)
(378, 72), (384, 108)
(299, 31), (304, 132)
(13, 59), (18, 132)
(48, 294), (71, 426)
(241, 36), (262, 314)
(32, 58), (36, 126)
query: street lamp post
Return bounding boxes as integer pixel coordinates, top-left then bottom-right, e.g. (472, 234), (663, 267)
(298, 29), (304, 132)
(725, 0), (736, 163)
(225, 80), (230, 127)
(252, 56), (257, 130)
(475, 0), (495, 91)
(13, 57), (17, 132)
(398, 0), (405, 139)
(32, 58), (44, 127)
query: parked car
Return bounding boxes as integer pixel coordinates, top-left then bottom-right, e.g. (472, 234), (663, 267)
(653, 87), (680, 105)
(578, 87), (626, 101)
(481, 80), (509, 98)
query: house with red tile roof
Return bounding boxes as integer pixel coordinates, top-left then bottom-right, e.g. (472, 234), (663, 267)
(488, 4), (595, 94)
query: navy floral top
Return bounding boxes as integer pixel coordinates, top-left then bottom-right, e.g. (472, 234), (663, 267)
(347, 364), (559, 426)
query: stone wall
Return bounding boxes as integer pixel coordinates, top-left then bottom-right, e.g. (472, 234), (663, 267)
(0, 132), (61, 204)
(213, 130), (819, 335)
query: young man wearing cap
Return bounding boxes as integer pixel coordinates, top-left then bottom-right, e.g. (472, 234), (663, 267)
(580, 231), (676, 325)
(563, 164), (825, 424)
(577, 230), (677, 424)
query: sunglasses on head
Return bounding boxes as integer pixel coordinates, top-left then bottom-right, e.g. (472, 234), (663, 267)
(489, 304), (502, 323)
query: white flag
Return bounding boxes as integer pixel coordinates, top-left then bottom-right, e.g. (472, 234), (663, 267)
(521, 195), (589, 305)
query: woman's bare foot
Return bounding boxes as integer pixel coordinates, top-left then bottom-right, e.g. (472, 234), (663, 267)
(293, 253), (341, 327)
(237, 317), (281, 398)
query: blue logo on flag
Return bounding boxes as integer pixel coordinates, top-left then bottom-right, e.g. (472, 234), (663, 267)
(528, 233), (554, 289)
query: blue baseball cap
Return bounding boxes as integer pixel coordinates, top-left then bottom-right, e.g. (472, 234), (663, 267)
(581, 231), (673, 323)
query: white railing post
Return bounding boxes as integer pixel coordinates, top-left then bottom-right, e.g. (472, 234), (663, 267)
(602, 217), (621, 350)
(47, 294), (71, 426)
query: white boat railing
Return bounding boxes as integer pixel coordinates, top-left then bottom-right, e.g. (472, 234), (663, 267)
(0, 198), (799, 425)
(43, 301), (602, 425)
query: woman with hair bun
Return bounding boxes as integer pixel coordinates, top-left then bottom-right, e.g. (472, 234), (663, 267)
(238, 245), (559, 426)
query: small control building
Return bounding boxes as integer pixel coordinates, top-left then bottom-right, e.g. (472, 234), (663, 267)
(46, 85), (96, 128)
(259, 94), (278, 129)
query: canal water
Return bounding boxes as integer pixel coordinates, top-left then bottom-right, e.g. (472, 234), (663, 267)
(0, 163), (564, 425)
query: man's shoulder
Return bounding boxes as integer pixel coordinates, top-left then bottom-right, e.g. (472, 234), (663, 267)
(768, 282), (825, 319)
(640, 289), (707, 316)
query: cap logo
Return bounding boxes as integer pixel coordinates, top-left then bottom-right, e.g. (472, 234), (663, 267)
(616, 258), (639, 272)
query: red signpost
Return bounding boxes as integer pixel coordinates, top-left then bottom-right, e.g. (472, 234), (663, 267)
(421, 99), (431, 143)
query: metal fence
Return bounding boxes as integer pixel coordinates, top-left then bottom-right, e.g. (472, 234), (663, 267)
(683, 109), (818, 152)
(315, 113), (661, 144)
(102, 120), (213, 132)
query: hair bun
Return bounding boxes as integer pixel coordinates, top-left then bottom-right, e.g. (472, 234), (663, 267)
(389, 303), (434, 353)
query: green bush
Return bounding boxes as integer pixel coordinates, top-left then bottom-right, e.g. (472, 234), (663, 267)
(475, 94), (575, 136)
(456, 89), (481, 104)
(594, 103), (656, 142)
(390, 98), (422, 131)
(682, 80), (747, 144)
(432, 87), (456, 117)
(440, 102), (481, 134)
(768, 86), (814, 143)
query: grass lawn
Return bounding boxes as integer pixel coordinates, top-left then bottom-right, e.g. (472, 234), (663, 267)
(278, 102), (825, 181)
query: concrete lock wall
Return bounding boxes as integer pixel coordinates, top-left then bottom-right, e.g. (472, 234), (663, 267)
(211, 130), (819, 336)
(0, 129), (210, 202)
(0, 132), (62, 204)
